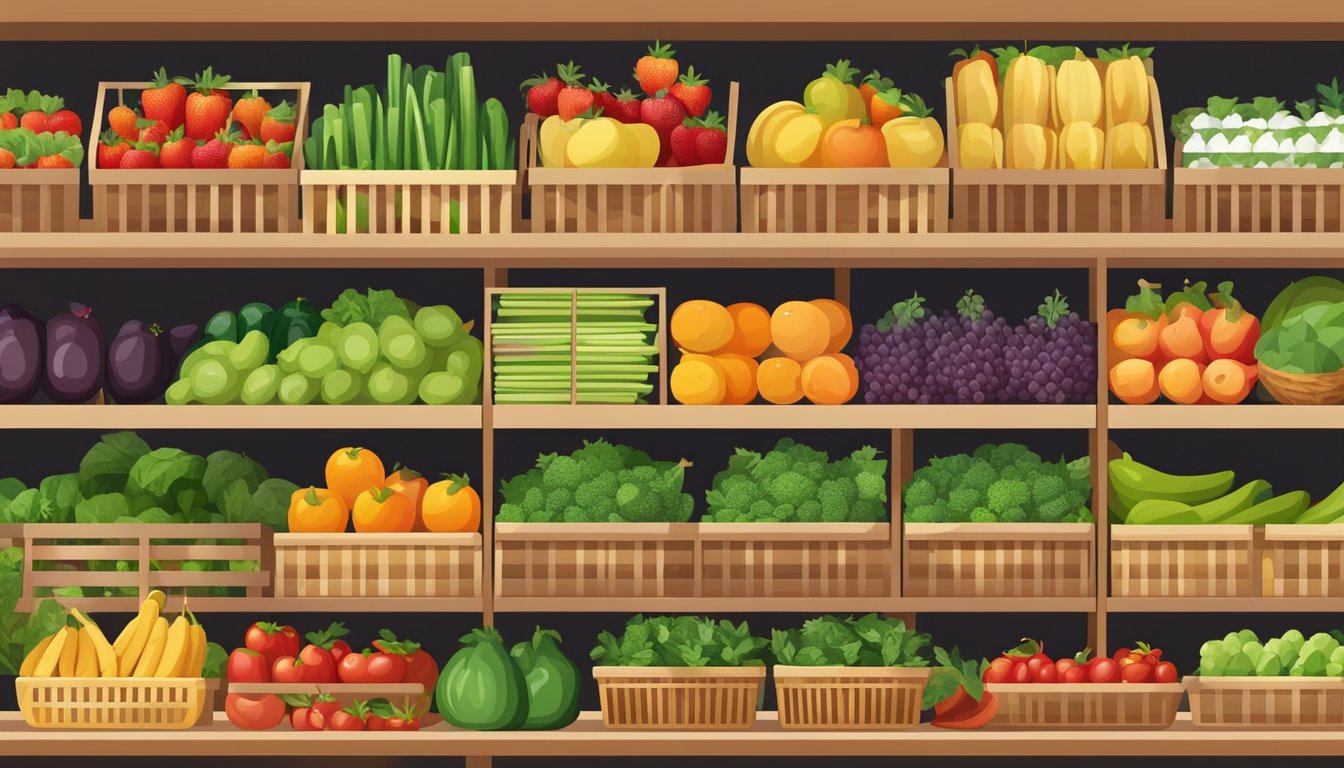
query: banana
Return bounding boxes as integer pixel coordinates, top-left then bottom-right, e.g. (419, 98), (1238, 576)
(32, 627), (69, 677)
(153, 615), (190, 678)
(147, 589), (166, 611)
(56, 626), (79, 678)
(71, 608), (119, 678)
(132, 617), (168, 677)
(74, 627), (98, 677)
(19, 633), (55, 677)
(187, 617), (208, 677)
(117, 595), (161, 675)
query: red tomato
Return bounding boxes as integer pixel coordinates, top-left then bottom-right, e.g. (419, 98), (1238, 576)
(372, 630), (438, 714)
(307, 697), (343, 730)
(386, 716), (421, 731)
(1033, 663), (1059, 683)
(226, 648), (270, 683)
(331, 640), (353, 665)
(1121, 662), (1154, 683)
(1063, 666), (1089, 683)
(225, 694), (286, 730)
(983, 657), (1015, 684)
(1025, 655), (1053, 678)
(1153, 661), (1178, 684)
(298, 644), (338, 684)
(271, 656), (310, 685)
(330, 711), (367, 731)
(1118, 656), (1141, 669)
(1089, 658), (1120, 683)
(366, 714), (387, 731)
(1010, 659), (1030, 683)
(1112, 647), (1131, 662)
(245, 622), (300, 667)
(1055, 657), (1077, 674)
(338, 650), (407, 684)
(291, 707), (321, 731)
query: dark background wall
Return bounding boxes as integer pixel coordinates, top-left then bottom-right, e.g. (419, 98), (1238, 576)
(3, 37), (1344, 767)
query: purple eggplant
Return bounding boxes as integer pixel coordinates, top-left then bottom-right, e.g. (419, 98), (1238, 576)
(0, 304), (44, 404)
(107, 320), (170, 404)
(42, 303), (105, 404)
(164, 324), (202, 390)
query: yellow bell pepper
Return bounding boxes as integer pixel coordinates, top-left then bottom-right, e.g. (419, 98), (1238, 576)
(1105, 56), (1150, 127)
(1003, 54), (1051, 132)
(1058, 122), (1105, 169)
(747, 101), (804, 167)
(1005, 124), (1057, 169)
(881, 93), (945, 168)
(288, 486), (350, 533)
(1055, 59), (1103, 127)
(1106, 122), (1153, 169)
(771, 111), (827, 166)
(957, 122), (1002, 169)
(952, 50), (999, 126)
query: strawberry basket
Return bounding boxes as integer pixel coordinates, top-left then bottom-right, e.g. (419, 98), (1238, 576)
(88, 77), (309, 233)
(0, 87), (83, 232)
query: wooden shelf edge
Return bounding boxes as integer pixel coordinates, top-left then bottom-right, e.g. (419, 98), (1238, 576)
(1107, 597), (1344, 613)
(0, 405), (483, 430)
(1109, 405), (1344, 430)
(491, 404), (1096, 430)
(493, 597), (1097, 613)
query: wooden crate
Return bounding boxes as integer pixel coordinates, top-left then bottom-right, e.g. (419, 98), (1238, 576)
(15, 523), (272, 612)
(272, 532), (481, 599)
(697, 523), (892, 599)
(1110, 525), (1258, 598)
(774, 666), (929, 730)
(17, 677), (206, 730)
(88, 81), (309, 233)
(903, 523), (1094, 598)
(522, 83), (738, 233)
(740, 167), (948, 234)
(302, 169), (519, 234)
(1262, 525), (1344, 598)
(494, 523), (696, 599)
(1187, 677), (1344, 728)
(945, 74), (1167, 232)
(1173, 146), (1344, 233)
(986, 683), (1184, 729)
(0, 169), (80, 232)
(593, 666), (765, 730)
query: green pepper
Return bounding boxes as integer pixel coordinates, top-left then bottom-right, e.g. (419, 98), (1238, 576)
(238, 302), (276, 340)
(202, 310), (239, 343)
(268, 298), (320, 363)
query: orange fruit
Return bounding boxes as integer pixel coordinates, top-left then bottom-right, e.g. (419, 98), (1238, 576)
(757, 357), (804, 404)
(720, 302), (772, 358)
(770, 301), (830, 361)
(671, 300), (734, 353)
(809, 299), (853, 353)
(714, 353), (759, 405)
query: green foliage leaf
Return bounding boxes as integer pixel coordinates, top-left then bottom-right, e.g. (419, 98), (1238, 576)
(128, 448), (206, 497)
(202, 450), (267, 505)
(75, 493), (130, 524)
(78, 432), (150, 496)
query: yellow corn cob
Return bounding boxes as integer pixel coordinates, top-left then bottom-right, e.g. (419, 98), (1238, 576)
(1005, 124), (1057, 170)
(1059, 122), (1106, 169)
(1056, 59), (1103, 128)
(1105, 56), (1150, 127)
(1003, 55), (1051, 132)
(954, 58), (999, 126)
(957, 123), (1002, 169)
(1106, 122), (1153, 169)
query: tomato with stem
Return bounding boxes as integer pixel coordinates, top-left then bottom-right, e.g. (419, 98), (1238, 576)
(225, 693), (286, 730)
(226, 648), (270, 683)
(245, 622), (300, 667)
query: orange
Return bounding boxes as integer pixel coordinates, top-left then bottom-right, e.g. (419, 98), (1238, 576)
(670, 299), (733, 353)
(352, 486), (414, 533)
(770, 301), (830, 361)
(809, 299), (853, 354)
(325, 447), (386, 508)
(757, 357), (804, 404)
(802, 353), (859, 404)
(721, 302), (772, 358)
(714, 353), (759, 405)
(422, 475), (481, 533)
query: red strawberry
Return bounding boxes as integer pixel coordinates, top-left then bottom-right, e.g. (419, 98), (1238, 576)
(0, 148), (15, 169)
(108, 105), (140, 142)
(0, 113), (16, 130)
(669, 66), (711, 117)
(520, 71), (563, 117)
(45, 110), (82, 137)
(259, 101), (296, 145)
(635, 40), (679, 97)
(640, 90), (687, 165)
(264, 140), (292, 168)
(232, 89), (271, 141)
(19, 111), (48, 134)
(669, 118), (702, 166)
(36, 154), (74, 169)
(694, 110), (728, 164)
(158, 126), (195, 168)
(607, 89), (642, 124)
(141, 67), (187, 130)
(183, 67), (233, 141)
(119, 146), (160, 169)
(555, 62), (594, 121)
(138, 118), (169, 146)
(96, 129), (132, 169)
(191, 130), (234, 169)
(588, 79), (616, 117)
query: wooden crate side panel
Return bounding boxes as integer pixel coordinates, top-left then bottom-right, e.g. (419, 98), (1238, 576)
(1188, 683), (1344, 727)
(1110, 533), (1259, 597)
(1174, 173), (1344, 234)
(273, 541), (481, 598)
(495, 538), (696, 598)
(302, 180), (516, 235)
(698, 538), (891, 598)
(92, 183), (298, 233)
(595, 677), (762, 730)
(774, 671), (927, 730)
(949, 179), (1164, 233)
(903, 537), (1093, 597)
(988, 687), (1181, 728)
(0, 182), (80, 233)
(1264, 538), (1344, 597)
(530, 182), (734, 233)
(740, 181), (948, 234)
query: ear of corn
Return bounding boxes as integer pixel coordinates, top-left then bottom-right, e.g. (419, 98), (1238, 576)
(957, 122), (1002, 169)
(954, 58), (999, 126)
(1105, 56), (1150, 127)
(1056, 59), (1103, 127)
(1005, 124), (1056, 169)
(1106, 122), (1153, 168)
(1003, 55), (1051, 132)
(1059, 122), (1105, 169)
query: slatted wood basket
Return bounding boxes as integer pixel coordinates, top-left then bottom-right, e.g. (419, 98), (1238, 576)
(1110, 525), (1259, 598)
(1262, 525), (1344, 597)
(903, 523), (1094, 597)
(494, 523), (696, 599)
(1173, 147), (1344, 233)
(697, 523), (892, 599)
(1187, 676), (1344, 727)
(17, 677), (206, 730)
(986, 683), (1184, 729)
(739, 167), (948, 233)
(302, 169), (518, 234)
(272, 532), (481, 599)
(522, 83), (738, 233)
(774, 666), (929, 730)
(945, 73), (1167, 232)
(1258, 362), (1344, 406)
(0, 169), (80, 232)
(88, 81), (308, 233)
(593, 666), (765, 730)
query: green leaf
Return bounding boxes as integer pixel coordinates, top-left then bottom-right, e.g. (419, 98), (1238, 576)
(74, 493), (130, 524)
(0, 488), (41, 524)
(202, 450), (267, 505)
(253, 478), (299, 530)
(128, 448), (206, 497)
(218, 479), (257, 524)
(202, 642), (228, 678)
(78, 432), (150, 496)
(1206, 96), (1239, 120)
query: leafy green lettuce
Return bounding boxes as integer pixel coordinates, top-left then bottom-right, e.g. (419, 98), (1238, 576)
(591, 615), (768, 668)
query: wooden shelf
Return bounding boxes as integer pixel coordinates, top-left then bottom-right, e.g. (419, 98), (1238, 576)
(2, 712), (1343, 757)
(493, 596), (1096, 614)
(47, 595), (483, 615)
(899, 597), (1098, 614)
(1107, 597), (1344, 613)
(1110, 405), (1344, 429)
(0, 405), (482, 430)
(491, 404), (1095, 431)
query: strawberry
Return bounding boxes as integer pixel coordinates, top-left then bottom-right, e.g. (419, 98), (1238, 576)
(232, 89), (271, 140)
(183, 67), (233, 141)
(669, 65), (711, 117)
(19, 111), (48, 134)
(264, 140), (292, 168)
(640, 90), (687, 165)
(227, 141), (267, 169)
(259, 100), (296, 145)
(45, 110), (82, 137)
(869, 89), (904, 128)
(859, 70), (895, 111)
(138, 118), (169, 146)
(0, 113), (15, 130)
(694, 111), (728, 164)
(142, 68), (187, 130)
(36, 154), (74, 169)
(96, 128), (132, 169)
(588, 79), (616, 117)
(607, 89), (642, 124)
(635, 40), (679, 97)
(191, 130), (234, 169)
(669, 118), (702, 166)
(158, 126), (195, 168)
(108, 105), (140, 141)
(555, 62), (594, 121)
(0, 148), (14, 169)
(520, 71), (562, 117)
(119, 145), (160, 169)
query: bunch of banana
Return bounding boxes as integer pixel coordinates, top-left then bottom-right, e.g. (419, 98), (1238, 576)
(19, 591), (208, 679)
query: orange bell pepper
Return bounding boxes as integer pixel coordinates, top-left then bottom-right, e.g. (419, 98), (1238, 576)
(288, 487), (349, 533)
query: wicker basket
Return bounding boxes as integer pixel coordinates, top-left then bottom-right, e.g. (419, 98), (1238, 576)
(903, 523), (1094, 597)
(1187, 676), (1344, 728)
(592, 666), (765, 730)
(1258, 362), (1344, 405)
(495, 523), (695, 599)
(1263, 525), (1344, 597)
(774, 666), (929, 730)
(16, 677), (206, 730)
(1110, 525), (1258, 597)
(986, 683), (1183, 729)
(272, 532), (481, 599)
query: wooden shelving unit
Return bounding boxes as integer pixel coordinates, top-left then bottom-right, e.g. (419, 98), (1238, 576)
(492, 404), (1095, 430)
(1109, 405), (1344, 430)
(0, 405), (483, 430)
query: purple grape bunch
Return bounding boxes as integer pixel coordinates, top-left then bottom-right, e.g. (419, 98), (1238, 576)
(855, 289), (1096, 404)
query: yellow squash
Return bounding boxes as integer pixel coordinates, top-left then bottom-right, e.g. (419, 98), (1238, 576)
(625, 122), (660, 167)
(746, 101), (803, 167)
(1055, 59), (1103, 127)
(1005, 124), (1057, 170)
(1107, 122), (1153, 169)
(880, 94), (945, 168)
(957, 123), (1003, 169)
(1003, 54), (1051, 132)
(1105, 56), (1150, 127)
(1058, 122), (1105, 169)
(953, 57), (999, 126)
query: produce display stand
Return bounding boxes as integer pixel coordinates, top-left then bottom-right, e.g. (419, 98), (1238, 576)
(302, 169), (520, 235)
(1186, 677), (1344, 728)
(0, 168), (80, 233)
(271, 532), (482, 601)
(1172, 144), (1344, 233)
(739, 167), (949, 234)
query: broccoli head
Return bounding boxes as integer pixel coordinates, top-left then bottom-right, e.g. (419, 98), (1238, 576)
(969, 507), (997, 523)
(748, 500), (776, 520)
(1031, 474), (1068, 505)
(903, 477), (938, 508)
(542, 455), (584, 490)
(904, 504), (937, 523)
(983, 443), (1040, 471)
(999, 507), (1028, 523)
(854, 472), (886, 502)
(947, 487), (982, 516)
(961, 461), (998, 493)
(770, 471), (819, 507)
(986, 479), (1031, 513)
(497, 504), (525, 522)
(819, 477), (859, 521)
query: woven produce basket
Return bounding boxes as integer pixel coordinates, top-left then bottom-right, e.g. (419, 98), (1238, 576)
(1258, 362), (1344, 405)
(986, 683), (1184, 729)
(1187, 676), (1344, 727)
(16, 677), (206, 730)
(592, 666), (765, 730)
(774, 666), (930, 730)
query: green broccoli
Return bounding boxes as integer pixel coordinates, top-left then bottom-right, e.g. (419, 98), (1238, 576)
(999, 507), (1028, 523)
(562, 506), (588, 523)
(523, 485), (546, 516)
(905, 504), (937, 523)
(497, 504), (525, 522)
(770, 471), (818, 507)
(969, 507), (997, 523)
(542, 455), (584, 490)
(854, 472), (886, 501)
(983, 443), (1040, 471)
(961, 461), (998, 493)
(930, 499), (953, 523)
(544, 487), (572, 517)
(986, 478), (1030, 513)
(1035, 496), (1069, 522)
(1031, 474), (1068, 505)
(819, 477), (859, 521)
(903, 477), (938, 508)
(948, 487), (982, 516)
(748, 500), (775, 520)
